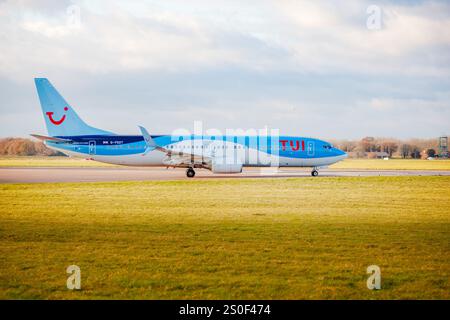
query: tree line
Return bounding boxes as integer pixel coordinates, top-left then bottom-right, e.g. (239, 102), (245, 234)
(0, 136), (444, 159)
(329, 137), (441, 159)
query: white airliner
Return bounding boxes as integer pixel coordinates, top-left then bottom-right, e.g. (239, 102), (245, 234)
(32, 78), (347, 177)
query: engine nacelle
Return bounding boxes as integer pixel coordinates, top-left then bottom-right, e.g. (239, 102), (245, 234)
(211, 162), (243, 174)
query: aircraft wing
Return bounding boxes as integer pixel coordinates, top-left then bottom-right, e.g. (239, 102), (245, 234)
(138, 126), (210, 166)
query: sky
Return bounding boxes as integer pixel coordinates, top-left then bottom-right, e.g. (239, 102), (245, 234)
(0, 0), (449, 139)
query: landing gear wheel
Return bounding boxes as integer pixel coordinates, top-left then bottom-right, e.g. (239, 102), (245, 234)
(186, 168), (195, 178)
(311, 170), (318, 177)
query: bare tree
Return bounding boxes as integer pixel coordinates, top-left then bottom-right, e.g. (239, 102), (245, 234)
(0, 138), (63, 156)
(400, 144), (411, 158)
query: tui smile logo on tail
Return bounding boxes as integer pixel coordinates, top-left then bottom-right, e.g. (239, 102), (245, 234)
(46, 107), (68, 125)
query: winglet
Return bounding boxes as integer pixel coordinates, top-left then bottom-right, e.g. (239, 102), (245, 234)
(138, 126), (167, 155)
(138, 126), (157, 148)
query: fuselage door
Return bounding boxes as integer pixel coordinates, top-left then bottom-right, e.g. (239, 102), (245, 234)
(307, 141), (314, 156)
(89, 140), (96, 155)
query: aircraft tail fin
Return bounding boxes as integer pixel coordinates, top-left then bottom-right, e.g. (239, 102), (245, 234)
(34, 78), (115, 137)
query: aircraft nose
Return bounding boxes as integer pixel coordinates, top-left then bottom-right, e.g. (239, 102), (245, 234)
(335, 148), (347, 158)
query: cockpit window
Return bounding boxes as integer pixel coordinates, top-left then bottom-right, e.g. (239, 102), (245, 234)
(323, 144), (332, 150)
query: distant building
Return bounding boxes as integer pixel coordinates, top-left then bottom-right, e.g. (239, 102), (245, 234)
(367, 151), (389, 159)
(439, 136), (448, 158)
(347, 151), (389, 159)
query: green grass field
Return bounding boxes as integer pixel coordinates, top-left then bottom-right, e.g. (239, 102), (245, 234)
(330, 159), (450, 171)
(1, 176), (449, 299)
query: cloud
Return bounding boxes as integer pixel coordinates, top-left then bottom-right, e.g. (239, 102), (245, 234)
(273, 0), (450, 76)
(0, 0), (282, 80)
(1, 0), (449, 80)
(0, 0), (448, 139)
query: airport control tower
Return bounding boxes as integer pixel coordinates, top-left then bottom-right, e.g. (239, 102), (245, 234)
(439, 136), (448, 158)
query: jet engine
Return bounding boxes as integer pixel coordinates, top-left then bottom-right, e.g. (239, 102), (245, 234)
(211, 161), (243, 174)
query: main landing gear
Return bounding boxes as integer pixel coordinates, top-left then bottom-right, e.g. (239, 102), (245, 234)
(311, 169), (319, 177)
(186, 168), (196, 178)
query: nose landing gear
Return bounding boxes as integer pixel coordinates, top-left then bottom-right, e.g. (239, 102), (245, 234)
(186, 168), (196, 178)
(311, 169), (319, 177)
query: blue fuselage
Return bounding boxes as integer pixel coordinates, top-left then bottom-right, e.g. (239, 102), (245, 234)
(47, 134), (347, 168)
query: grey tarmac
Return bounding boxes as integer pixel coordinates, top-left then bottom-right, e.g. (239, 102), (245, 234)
(0, 167), (449, 183)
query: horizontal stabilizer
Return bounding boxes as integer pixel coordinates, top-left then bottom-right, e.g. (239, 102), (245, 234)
(30, 134), (72, 143)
